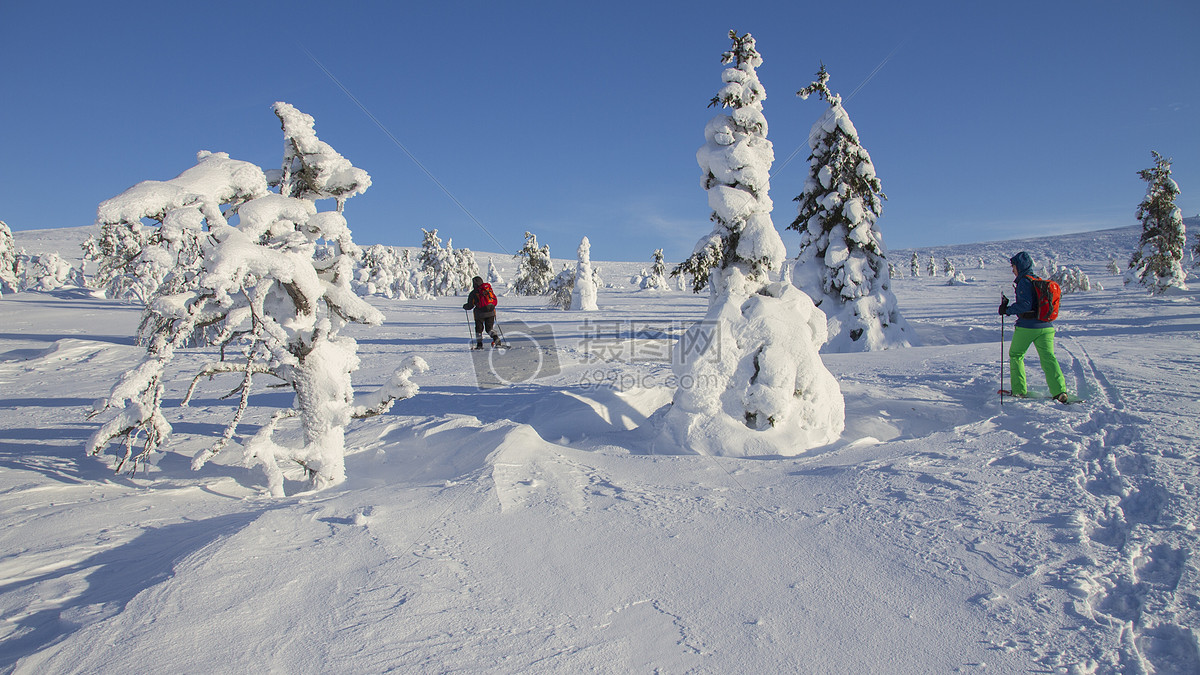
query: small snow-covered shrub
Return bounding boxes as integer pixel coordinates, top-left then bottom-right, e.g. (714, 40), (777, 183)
(1051, 265), (1092, 293)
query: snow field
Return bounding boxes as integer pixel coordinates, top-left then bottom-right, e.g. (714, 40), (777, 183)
(1, 225), (1199, 672)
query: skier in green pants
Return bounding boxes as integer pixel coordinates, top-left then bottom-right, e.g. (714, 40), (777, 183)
(999, 251), (1069, 403)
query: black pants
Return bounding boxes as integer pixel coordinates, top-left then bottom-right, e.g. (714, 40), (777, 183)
(473, 313), (496, 336)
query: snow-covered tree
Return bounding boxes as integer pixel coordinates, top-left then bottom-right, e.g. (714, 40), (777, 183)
(977, 256), (986, 269)
(639, 249), (671, 290)
(418, 229), (455, 296)
(86, 102), (426, 496)
(909, 252), (920, 278)
(486, 258), (505, 286)
(1052, 265), (1092, 293)
(570, 236), (598, 311)
(513, 231), (553, 296)
(1127, 151), (1187, 293)
(354, 244), (423, 299)
(1107, 258), (1121, 275)
(450, 242), (480, 294)
(928, 255), (937, 277)
(547, 265), (574, 310)
(943, 258), (955, 277)
(659, 32), (843, 458)
(0, 221), (17, 296)
(788, 65), (915, 352)
(18, 251), (85, 291)
(888, 262), (899, 279)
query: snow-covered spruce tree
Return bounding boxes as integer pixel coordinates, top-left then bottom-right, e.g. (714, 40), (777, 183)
(888, 262), (899, 279)
(1126, 151), (1187, 293)
(0, 221), (17, 296)
(788, 65), (914, 352)
(977, 256), (985, 269)
(909, 252), (920, 277)
(513, 231), (553, 296)
(86, 102), (427, 496)
(486, 257), (505, 286)
(658, 31), (843, 458)
(943, 258), (955, 277)
(547, 265), (574, 310)
(570, 236), (598, 311)
(640, 248), (670, 290)
(927, 255), (937, 277)
(1107, 258), (1121, 275)
(450, 242), (480, 294)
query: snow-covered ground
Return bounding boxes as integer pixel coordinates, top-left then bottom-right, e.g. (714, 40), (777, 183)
(2, 225), (1198, 674)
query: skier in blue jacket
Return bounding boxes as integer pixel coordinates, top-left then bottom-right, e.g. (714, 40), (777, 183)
(1000, 251), (1069, 402)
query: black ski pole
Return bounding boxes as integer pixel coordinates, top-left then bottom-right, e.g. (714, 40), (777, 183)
(1000, 312), (1006, 406)
(465, 310), (475, 349)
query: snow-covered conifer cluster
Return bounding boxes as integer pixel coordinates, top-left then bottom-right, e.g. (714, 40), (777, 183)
(86, 102), (426, 496)
(1127, 151), (1187, 294)
(354, 244), (425, 299)
(788, 65), (914, 352)
(513, 231), (553, 296)
(418, 229), (478, 296)
(660, 32), (843, 458)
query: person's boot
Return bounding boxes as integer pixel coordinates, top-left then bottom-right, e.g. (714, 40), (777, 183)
(473, 338), (484, 350)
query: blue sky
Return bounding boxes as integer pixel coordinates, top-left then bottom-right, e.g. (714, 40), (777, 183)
(2, 0), (1197, 262)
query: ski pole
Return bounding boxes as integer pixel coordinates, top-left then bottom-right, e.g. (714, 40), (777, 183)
(465, 310), (475, 346)
(1000, 312), (1006, 406)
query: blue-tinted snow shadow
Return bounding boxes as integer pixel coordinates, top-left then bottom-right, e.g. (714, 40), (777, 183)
(0, 511), (265, 670)
(0, 333), (136, 347)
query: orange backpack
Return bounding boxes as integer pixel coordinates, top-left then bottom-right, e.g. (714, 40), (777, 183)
(477, 282), (497, 308)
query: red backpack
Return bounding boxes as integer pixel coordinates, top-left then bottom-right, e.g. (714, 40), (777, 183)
(476, 282), (497, 309)
(1026, 275), (1060, 322)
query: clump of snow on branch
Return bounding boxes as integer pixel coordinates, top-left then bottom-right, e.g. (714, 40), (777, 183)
(659, 31), (843, 458)
(788, 65), (915, 352)
(86, 102), (425, 496)
(1126, 151), (1188, 294)
(83, 151), (268, 305)
(570, 237), (598, 311)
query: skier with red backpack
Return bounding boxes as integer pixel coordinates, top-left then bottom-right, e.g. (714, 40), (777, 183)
(999, 251), (1070, 403)
(463, 276), (501, 350)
